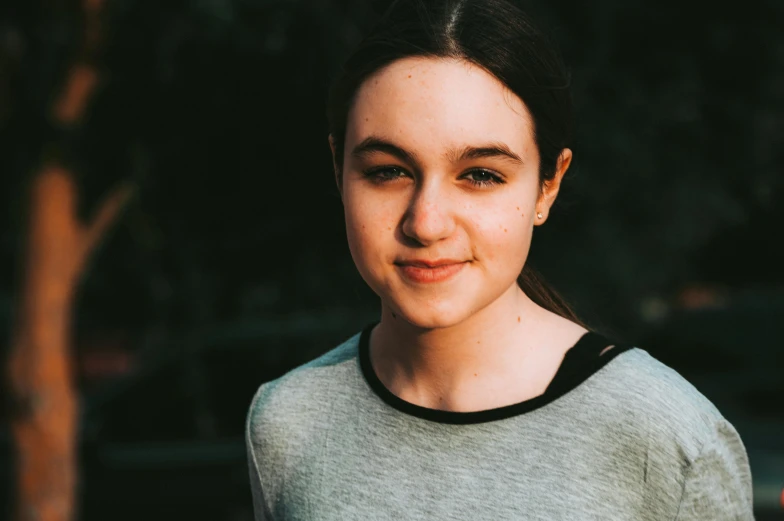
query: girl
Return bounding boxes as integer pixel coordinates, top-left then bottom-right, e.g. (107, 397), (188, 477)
(246, 0), (754, 519)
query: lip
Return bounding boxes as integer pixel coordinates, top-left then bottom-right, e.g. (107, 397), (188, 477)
(396, 258), (466, 268)
(395, 259), (468, 284)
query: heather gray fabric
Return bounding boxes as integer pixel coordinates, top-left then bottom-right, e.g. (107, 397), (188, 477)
(245, 331), (754, 520)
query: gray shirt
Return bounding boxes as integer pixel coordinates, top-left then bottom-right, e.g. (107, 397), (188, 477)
(245, 326), (754, 520)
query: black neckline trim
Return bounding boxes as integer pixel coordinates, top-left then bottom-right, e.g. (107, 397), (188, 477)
(358, 323), (633, 425)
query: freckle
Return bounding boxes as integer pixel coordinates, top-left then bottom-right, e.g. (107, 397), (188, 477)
(407, 75), (412, 78)
(517, 316), (520, 322)
(504, 228), (507, 232)
(477, 340), (480, 344)
(474, 373), (477, 377)
(388, 226), (391, 230)
(516, 207), (520, 211)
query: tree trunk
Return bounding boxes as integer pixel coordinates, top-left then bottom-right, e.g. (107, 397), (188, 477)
(7, 169), (132, 521)
(5, 1), (133, 519)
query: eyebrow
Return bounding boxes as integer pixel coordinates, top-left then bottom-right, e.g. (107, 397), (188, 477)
(351, 137), (420, 165)
(350, 135), (524, 167)
(447, 142), (524, 166)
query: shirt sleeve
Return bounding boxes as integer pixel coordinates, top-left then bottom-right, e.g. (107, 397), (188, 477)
(674, 418), (755, 520)
(246, 384), (273, 521)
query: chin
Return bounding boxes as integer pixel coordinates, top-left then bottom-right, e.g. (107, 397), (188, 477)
(384, 292), (479, 330)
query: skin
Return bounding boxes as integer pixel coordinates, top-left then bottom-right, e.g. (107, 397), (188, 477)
(330, 57), (589, 412)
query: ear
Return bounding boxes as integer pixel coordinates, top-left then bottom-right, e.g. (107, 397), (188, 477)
(535, 148), (572, 225)
(328, 134), (342, 198)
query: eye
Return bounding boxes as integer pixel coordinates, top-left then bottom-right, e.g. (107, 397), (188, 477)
(363, 166), (409, 183)
(462, 169), (504, 187)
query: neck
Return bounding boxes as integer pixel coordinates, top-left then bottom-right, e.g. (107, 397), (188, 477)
(371, 284), (572, 412)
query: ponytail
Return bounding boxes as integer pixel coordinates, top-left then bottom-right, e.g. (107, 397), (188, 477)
(517, 264), (590, 330)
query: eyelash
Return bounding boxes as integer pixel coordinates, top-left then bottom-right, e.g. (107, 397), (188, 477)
(363, 166), (504, 188)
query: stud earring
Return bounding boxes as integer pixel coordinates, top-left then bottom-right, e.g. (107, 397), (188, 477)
(537, 212), (543, 219)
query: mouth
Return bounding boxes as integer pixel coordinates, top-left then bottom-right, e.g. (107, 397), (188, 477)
(394, 259), (469, 284)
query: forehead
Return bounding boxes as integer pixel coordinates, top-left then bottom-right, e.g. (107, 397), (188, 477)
(346, 57), (535, 159)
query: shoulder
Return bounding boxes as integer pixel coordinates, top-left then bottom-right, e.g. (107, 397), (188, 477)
(607, 348), (753, 517)
(594, 347), (740, 463)
(245, 330), (361, 450)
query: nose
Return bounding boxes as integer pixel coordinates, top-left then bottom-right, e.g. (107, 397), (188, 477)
(401, 180), (456, 246)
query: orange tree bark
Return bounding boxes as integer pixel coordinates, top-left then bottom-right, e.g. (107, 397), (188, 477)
(5, 0), (134, 520)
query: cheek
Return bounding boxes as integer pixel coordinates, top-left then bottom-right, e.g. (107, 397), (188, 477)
(343, 191), (398, 266)
(467, 201), (533, 267)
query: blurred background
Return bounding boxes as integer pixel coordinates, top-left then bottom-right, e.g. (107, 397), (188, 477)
(0, 0), (782, 520)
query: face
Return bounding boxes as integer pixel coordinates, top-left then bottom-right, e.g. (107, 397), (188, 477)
(333, 57), (569, 329)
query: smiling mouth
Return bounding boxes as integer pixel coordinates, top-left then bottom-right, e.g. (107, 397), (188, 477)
(394, 260), (468, 284)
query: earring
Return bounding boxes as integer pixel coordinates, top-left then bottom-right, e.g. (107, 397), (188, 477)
(537, 212), (543, 219)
